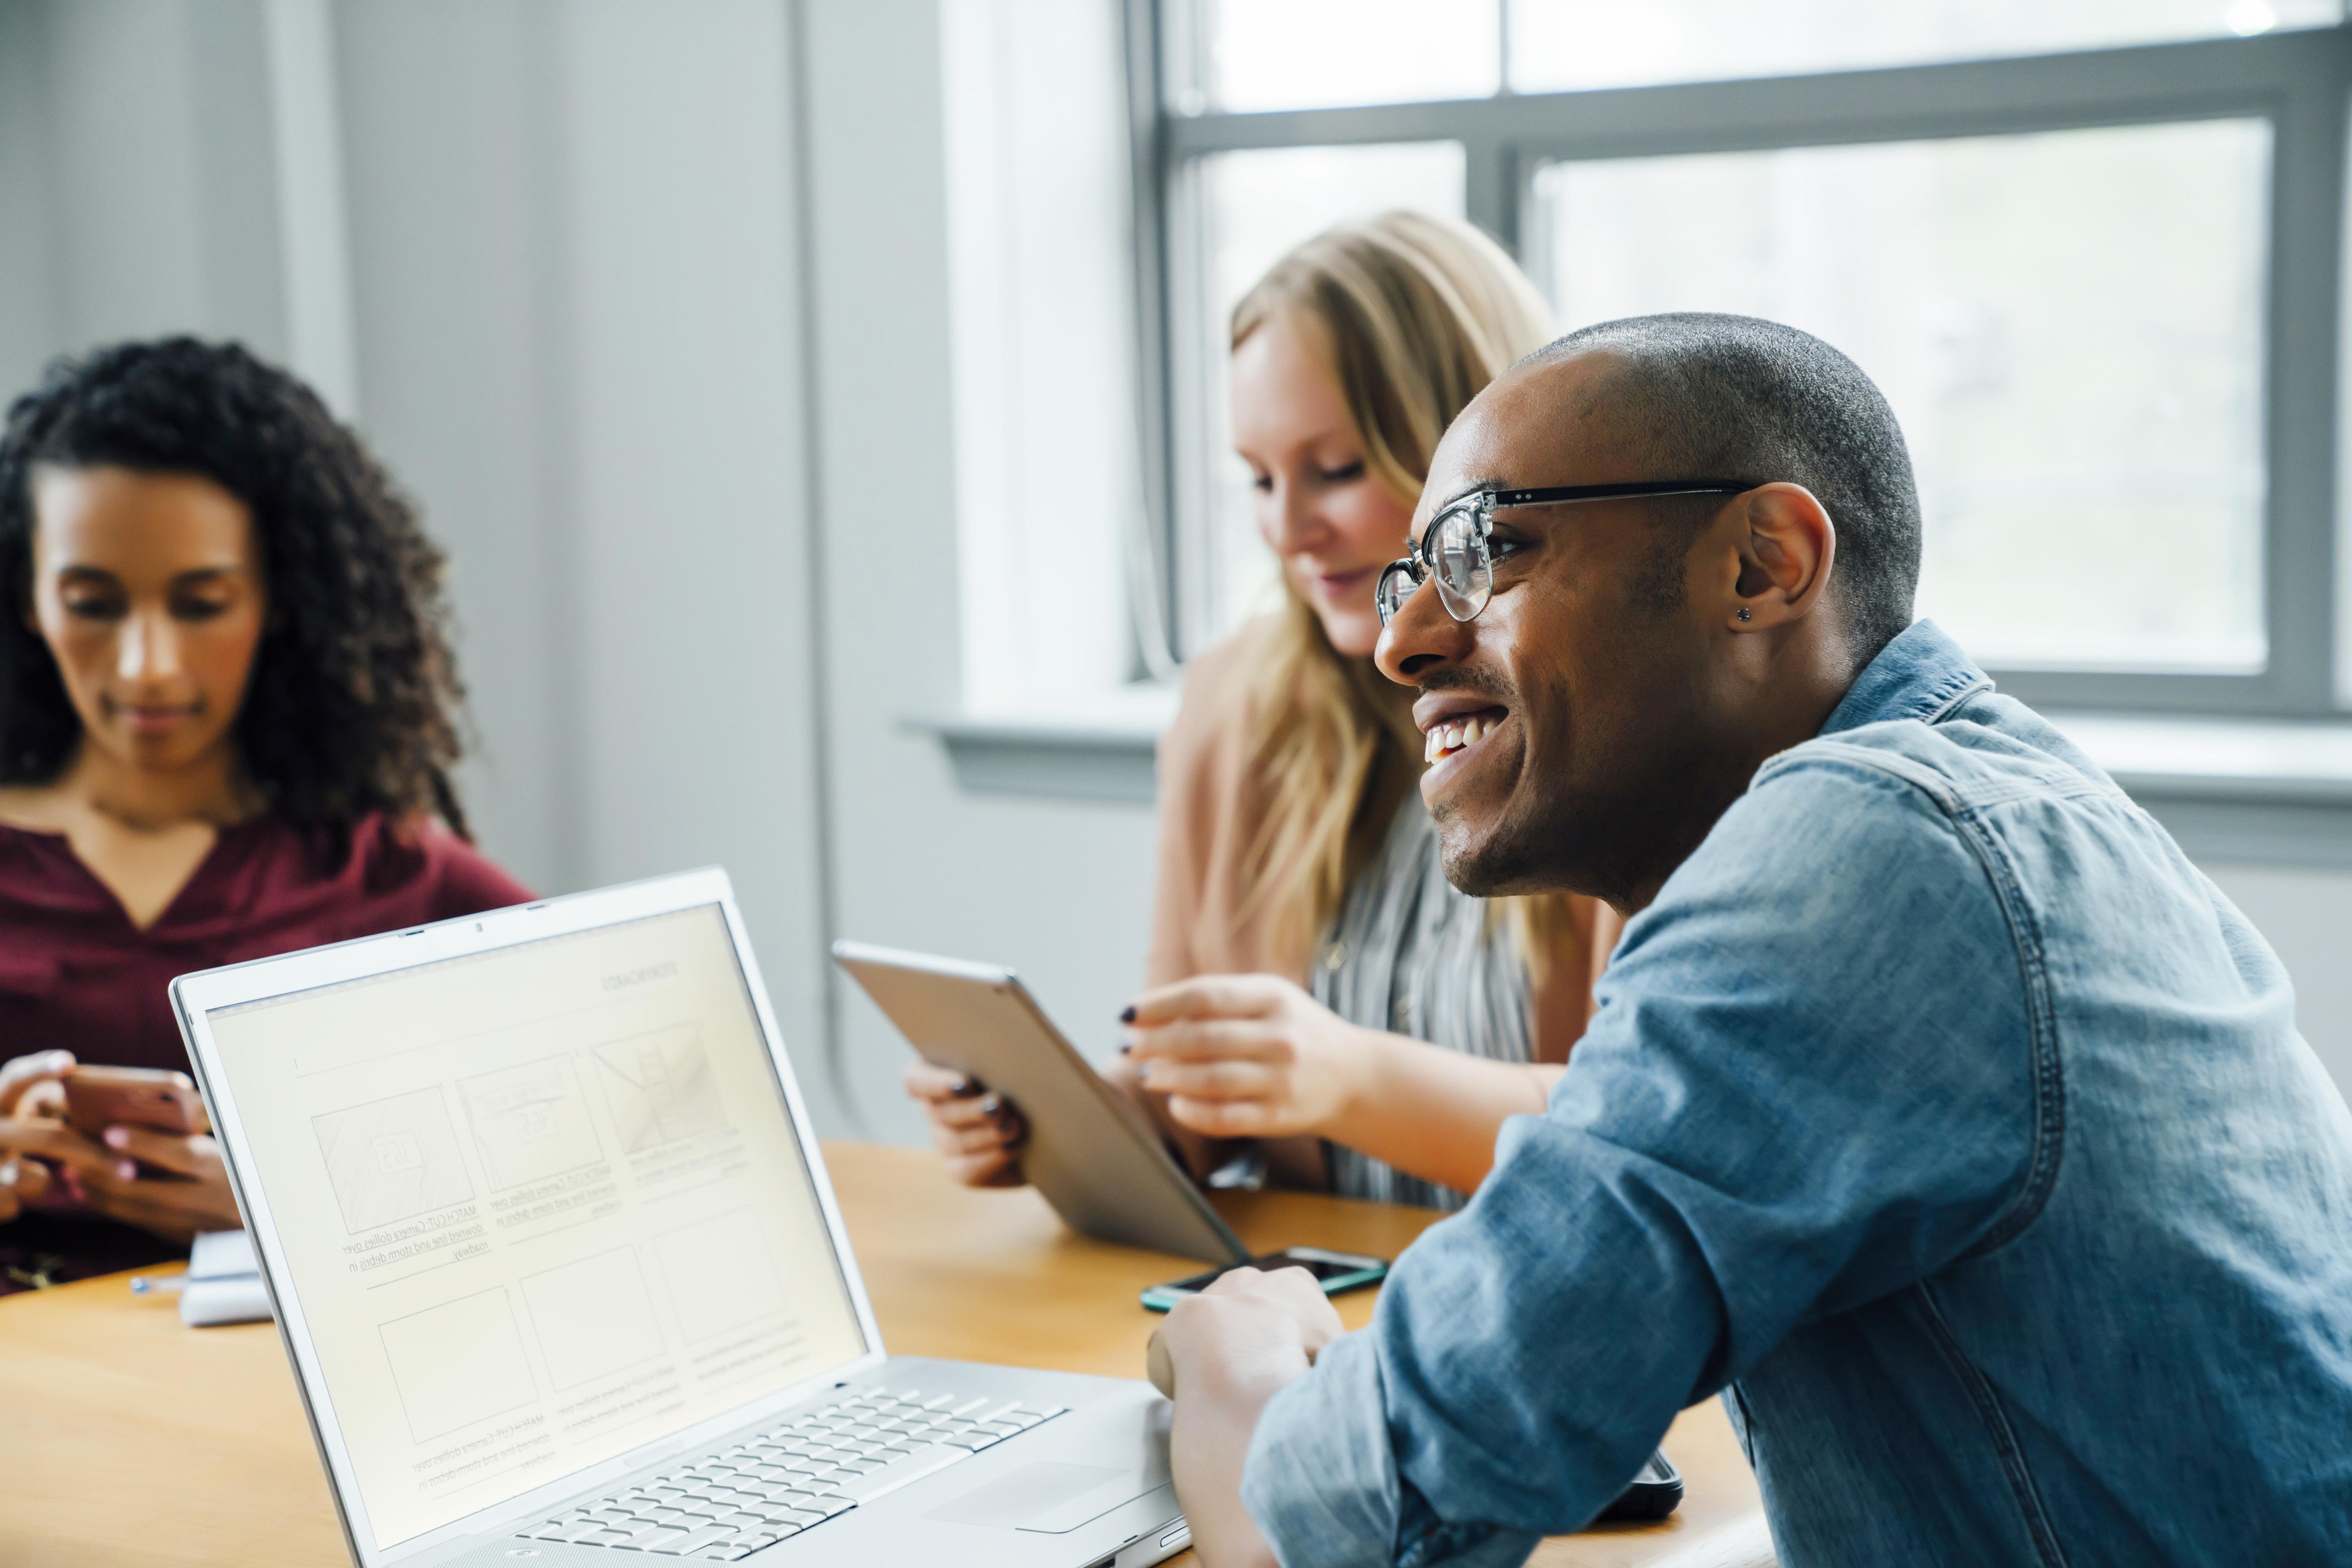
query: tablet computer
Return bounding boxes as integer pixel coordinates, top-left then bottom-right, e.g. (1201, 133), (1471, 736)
(834, 941), (1251, 1266)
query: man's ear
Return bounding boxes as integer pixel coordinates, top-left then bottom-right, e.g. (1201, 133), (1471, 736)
(1724, 483), (1833, 633)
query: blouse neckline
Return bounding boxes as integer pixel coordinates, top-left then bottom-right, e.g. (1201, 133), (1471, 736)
(0, 815), (271, 937)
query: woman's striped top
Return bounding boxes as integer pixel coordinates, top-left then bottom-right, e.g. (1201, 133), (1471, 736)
(1309, 791), (1533, 1211)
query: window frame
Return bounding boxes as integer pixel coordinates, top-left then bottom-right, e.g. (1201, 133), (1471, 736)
(1123, 10), (2352, 716)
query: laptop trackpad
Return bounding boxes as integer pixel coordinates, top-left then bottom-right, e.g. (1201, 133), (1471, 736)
(926, 1461), (1157, 1534)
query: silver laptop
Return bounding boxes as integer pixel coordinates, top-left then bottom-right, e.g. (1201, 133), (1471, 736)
(173, 868), (1189, 1568)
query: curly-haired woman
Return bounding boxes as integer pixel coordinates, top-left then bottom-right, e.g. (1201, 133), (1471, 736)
(0, 338), (533, 1289)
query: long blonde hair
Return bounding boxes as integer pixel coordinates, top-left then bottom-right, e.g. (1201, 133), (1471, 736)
(1228, 210), (1582, 975)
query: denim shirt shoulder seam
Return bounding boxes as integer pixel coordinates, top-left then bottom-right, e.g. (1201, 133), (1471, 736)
(1750, 740), (2068, 1258)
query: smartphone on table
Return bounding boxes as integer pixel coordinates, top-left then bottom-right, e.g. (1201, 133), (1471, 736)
(1140, 1245), (1387, 1312)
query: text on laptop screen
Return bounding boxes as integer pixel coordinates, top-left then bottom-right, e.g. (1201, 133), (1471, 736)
(203, 903), (868, 1550)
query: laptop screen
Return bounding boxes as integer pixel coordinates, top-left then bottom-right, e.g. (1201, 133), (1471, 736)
(202, 902), (869, 1551)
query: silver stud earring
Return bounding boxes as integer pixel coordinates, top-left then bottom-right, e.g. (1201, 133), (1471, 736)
(1737, 607), (1752, 622)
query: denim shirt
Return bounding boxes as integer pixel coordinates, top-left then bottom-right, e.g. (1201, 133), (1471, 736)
(1241, 621), (2352, 1568)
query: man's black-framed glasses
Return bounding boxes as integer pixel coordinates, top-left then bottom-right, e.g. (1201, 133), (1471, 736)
(1374, 480), (1752, 627)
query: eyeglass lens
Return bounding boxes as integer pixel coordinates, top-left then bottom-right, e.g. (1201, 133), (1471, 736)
(1430, 506), (1490, 619)
(1376, 561), (1417, 624)
(1376, 502), (1495, 627)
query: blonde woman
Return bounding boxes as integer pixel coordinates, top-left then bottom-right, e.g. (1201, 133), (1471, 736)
(907, 212), (1618, 1208)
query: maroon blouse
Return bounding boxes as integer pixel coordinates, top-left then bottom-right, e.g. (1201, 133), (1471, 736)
(0, 813), (535, 1290)
(0, 812), (536, 1076)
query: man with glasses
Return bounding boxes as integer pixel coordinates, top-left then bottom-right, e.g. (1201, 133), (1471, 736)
(1156, 313), (2352, 1567)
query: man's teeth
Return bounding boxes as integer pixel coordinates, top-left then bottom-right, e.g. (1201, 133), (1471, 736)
(1424, 714), (1498, 763)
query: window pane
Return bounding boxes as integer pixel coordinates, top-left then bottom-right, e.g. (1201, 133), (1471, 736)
(1530, 119), (2269, 671)
(1189, 144), (1467, 637)
(1510, 0), (2343, 93)
(1194, 0), (1500, 113)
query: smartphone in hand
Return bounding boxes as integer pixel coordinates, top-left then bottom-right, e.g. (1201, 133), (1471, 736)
(62, 1065), (206, 1141)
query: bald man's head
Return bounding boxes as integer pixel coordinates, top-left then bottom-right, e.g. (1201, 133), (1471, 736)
(1375, 313), (1921, 909)
(1531, 313), (1921, 661)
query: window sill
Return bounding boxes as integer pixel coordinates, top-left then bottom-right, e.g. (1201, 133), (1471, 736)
(914, 700), (2352, 864)
(908, 686), (1177, 806)
(2040, 712), (2352, 866)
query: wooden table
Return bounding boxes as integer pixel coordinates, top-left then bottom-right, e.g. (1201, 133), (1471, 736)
(0, 1143), (1770, 1567)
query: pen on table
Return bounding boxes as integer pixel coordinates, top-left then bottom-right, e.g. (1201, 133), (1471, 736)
(129, 1274), (189, 1295)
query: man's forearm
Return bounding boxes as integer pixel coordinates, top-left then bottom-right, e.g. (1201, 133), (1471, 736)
(1162, 1286), (1333, 1568)
(1171, 1362), (1285, 1568)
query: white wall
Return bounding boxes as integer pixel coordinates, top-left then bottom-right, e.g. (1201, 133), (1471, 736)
(333, 0), (579, 894)
(2206, 864), (2352, 1095)
(337, 0), (1161, 1144)
(0, 0), (287, 393)
(0, 0), (2339, 1142)
(940, 0), (1147, 711)
(0, 0), (62, 396)
(800, 0), (1160, 1139)
(556, 0), (840, 1136)
(328, 0), (843, 1127)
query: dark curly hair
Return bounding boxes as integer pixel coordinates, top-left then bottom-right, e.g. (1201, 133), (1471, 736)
(0, 337), (474, 842)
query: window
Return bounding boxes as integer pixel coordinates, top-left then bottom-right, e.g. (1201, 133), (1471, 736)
(1135, 1), (2352, 715)
(1531, 120), (2270, 672)
(942, 0), (1145, 711)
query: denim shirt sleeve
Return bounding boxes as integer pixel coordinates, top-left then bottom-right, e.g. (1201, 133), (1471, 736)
(1241, 756), (2043, 1568)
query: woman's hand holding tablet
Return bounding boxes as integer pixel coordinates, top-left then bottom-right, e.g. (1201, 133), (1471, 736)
(902, 1058), (1028, 1187)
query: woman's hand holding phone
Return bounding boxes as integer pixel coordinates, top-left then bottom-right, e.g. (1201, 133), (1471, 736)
(0, 1049), (88, 1220)
(70, 1120), (240, 1242)
(0, 1053), (240, 1240)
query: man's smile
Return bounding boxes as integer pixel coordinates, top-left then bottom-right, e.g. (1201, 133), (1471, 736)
(1415, 689), (1512, 786)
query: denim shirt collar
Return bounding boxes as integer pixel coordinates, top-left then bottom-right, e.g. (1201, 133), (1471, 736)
(1820, 620), (1992, 738)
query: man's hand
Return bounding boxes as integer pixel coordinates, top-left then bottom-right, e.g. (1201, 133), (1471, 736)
(1162, 1264), (1346, 1387)
(1124, 976), (1379, 1140)
(1159, 1267), (1344, 1568)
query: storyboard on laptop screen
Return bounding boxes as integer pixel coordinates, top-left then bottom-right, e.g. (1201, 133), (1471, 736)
(203, 903), (869, 1551)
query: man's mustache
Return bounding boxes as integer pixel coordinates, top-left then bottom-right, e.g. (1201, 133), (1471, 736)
(1414, 667), (1516, 705)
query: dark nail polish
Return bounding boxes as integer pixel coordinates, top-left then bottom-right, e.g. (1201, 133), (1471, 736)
(1118, 1005), (1136, 1023)
(1117, 1043), (1132, 1055)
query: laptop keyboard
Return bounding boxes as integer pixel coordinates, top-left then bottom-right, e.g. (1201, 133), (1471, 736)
(522, 1386), (1066, 1560)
